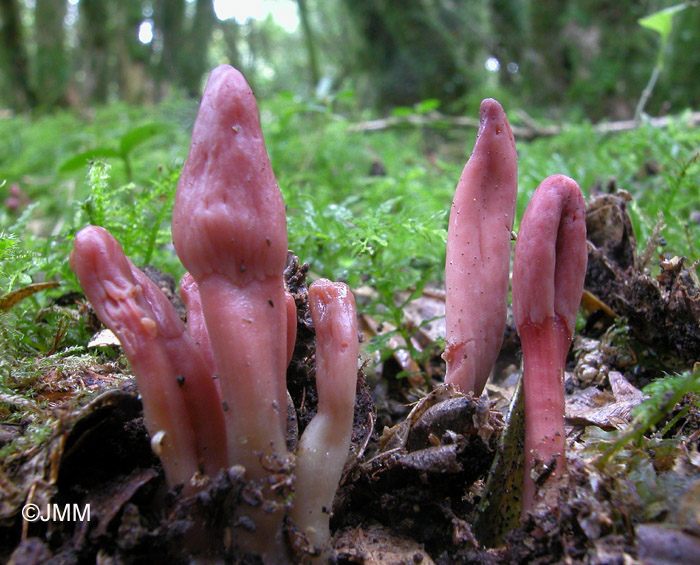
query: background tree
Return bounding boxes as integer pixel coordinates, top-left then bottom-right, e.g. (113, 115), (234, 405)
(0, 0), (697, 117)
(79, 0), (111, 103)
(179, 0), (216, 97)
(296, 0), (320, 89)
(0, 0), (35, 109)
(155, 0), (186, 97)
(114, 0), (151, 103)
(488, 0), (527, 90)
(342, 0), (487, 108)
(34, 0), (69, 107)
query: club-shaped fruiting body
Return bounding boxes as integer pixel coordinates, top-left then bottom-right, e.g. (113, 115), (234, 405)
(70, 227), (227, 490)
(291, 278), (358, 557)
(512, 174), (587, 516)
(444, 98), (518, 396)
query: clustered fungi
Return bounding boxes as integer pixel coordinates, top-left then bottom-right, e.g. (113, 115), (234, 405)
(70, 64), (587, 560)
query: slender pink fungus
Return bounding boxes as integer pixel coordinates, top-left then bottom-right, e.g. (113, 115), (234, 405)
(291, 279), (358, 556)
(70, 226), (227, 489)
(179, 272), (216, 377)
(172, 64), (290, 479)
(512, 174), (587, 517)
(444, 98), (518, 395)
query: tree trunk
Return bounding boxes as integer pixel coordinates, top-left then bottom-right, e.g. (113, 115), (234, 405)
(156, 0), (185, 93)
(342, 0), (478, 109)
(34, 0), (69, 108)
(489, 0), (526, 87)
(220, 18), (242, 72)
(525, 0), (571, 105)
(180, 0), (216, 97)
(0, 0), (35, 109)
(114, 0), (151, 103)
(296, 0), (320, 89)
(79, 0), (110, 103)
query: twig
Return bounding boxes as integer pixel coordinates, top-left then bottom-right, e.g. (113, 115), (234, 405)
(349, 110), (700, 139)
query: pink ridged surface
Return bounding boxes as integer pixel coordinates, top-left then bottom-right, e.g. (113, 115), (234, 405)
(444, 98), (518, 395)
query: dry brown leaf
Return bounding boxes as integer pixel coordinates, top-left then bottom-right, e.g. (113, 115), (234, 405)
(566, 371), (646, 429)
(0, 281), (60, 312)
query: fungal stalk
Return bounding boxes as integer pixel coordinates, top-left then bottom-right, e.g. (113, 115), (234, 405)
(291, 279), (358, 556)
(512, 175), (587, 516)
(444, 98), (518, 396)
(171, 64), (293, 560)
(70, 227), (227, 489)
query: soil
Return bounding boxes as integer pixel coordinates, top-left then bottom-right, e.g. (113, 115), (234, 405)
(1, 189), (699, 564)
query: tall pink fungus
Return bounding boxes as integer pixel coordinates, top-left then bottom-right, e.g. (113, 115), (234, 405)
(444, 98), (518, 395)
(172, 64), (290, 479)
(512, 175), (587, 517)
(70, 226), (227, 490)
(171, 64), (292, 560)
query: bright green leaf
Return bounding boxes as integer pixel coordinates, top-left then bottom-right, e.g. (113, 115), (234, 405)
(119, 123), (170, 155)
(638, 3), (688, 42)
(59, 148), (121, 172)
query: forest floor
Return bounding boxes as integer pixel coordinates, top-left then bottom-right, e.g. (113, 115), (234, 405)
(1, 189), (700, 564)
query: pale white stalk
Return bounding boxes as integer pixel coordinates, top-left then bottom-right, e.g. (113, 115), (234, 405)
(292, 279), (358, 556)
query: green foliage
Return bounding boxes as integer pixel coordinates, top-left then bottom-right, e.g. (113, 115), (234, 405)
(0, 102), (192, 231)
(75, 161), (180, 272)
(517, 116), (700, 264)
(635, 2), (698, 119)
(288, 190), (445, 362)
(0, 89), (698, 381)
(60, 123), (171, 181)
(639, 3), (691, 64)
(597, 368), (700, 466)
(0, 230), (37, 293)
(0, 106), (187, 369)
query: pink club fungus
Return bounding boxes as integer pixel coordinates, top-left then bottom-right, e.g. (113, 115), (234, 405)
(69, 227), (227, 490)
(71, 65), (360, 562)
(444, 98), (518, 396)
(512, 174), (588, 517)
(171, 64), (292, 558)
(172, 65), (290, 480)
(291, 278), (358, 556)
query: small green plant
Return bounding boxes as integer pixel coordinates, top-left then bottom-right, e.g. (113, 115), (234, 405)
(597, 368), (700, 466)
(635, 2), (699, 120)
(0, 231), (37, 293)
(287, 186), (446, 372)
(60, 123), (171, 181)
(75, 161), (181, 273)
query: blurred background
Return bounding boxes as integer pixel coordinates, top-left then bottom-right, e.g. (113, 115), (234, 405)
(1, 0), (699, 118)
(0, 0), (698, 364)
